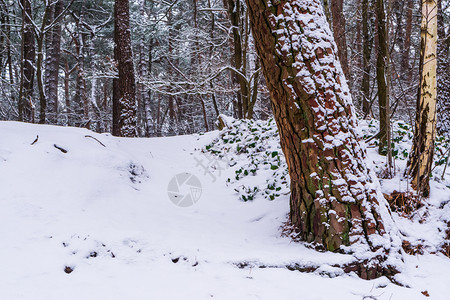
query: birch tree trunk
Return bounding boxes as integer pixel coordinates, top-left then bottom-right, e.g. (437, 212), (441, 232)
(245, 0), (400, 278)
(406, 0), (438, 197)
(113, 0), (137, 137)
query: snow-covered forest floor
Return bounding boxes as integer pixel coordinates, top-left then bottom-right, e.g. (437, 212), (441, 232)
(0, 120), (449, 300)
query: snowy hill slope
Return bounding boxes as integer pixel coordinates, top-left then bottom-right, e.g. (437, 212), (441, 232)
(0, 121), (449, 300)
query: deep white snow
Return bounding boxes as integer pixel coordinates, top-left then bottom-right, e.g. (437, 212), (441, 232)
(0, 121), (449, 300)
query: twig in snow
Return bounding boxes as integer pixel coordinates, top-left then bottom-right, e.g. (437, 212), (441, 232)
(31, 135), (39, 145)
(84, 135), (106, 147)
(54, 144), (68, 153)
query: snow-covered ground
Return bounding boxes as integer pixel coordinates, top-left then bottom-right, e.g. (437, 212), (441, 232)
(0, 121), (449, 300)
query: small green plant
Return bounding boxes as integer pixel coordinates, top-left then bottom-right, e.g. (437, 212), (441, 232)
(203, 117), (289, 201)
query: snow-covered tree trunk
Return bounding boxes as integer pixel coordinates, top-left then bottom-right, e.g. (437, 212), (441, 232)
(245, 0), (401, 278)
(113, 0), (137, 137)
(406, 0), (438, 197)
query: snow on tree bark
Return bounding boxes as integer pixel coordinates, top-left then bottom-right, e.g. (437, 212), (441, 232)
(245, 0), (402, 278)
(406, 0), (438, 197)
(113, 0), (137, 137)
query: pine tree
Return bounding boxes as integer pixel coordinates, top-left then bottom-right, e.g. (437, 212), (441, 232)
(245, 0), (401, 278)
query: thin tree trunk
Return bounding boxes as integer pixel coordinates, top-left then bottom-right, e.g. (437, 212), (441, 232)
(5, 4), (15, 110)
(36, 4), (53, 124)
(145, 37), (154, 136)
(167, 9), (176, 134)
(137, 0), (148, 137)
(227, 0), (248, 119)
(402, 0), (414, 79)
(323, 0), (332, 24)
(208, 0), (220, 118)
(375, 0), (390, 156)
(19, 0), (35, 122)
(64, 58), (70, 125)
(0, 2), (5, 78)
(360, 0), (372, 115)
(330, 0), (350, 84)
(246, 0), (400, 278)
(436, 0), (450, 138)
(406, 0), (438, 197)
(45, 0), (63, 124)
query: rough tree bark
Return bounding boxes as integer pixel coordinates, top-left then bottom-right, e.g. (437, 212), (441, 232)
(19, 0), (35, 122)
(113, 0), (137, 137)
(245, 0), (401, 278)
(406, 0), (438, 197)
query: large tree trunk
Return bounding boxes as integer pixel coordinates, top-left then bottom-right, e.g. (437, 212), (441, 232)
(245, 0), (400, 279)
(406, 0), (438, 197)
(19, 0), (35, 122)
(113, 0), (137, 137)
